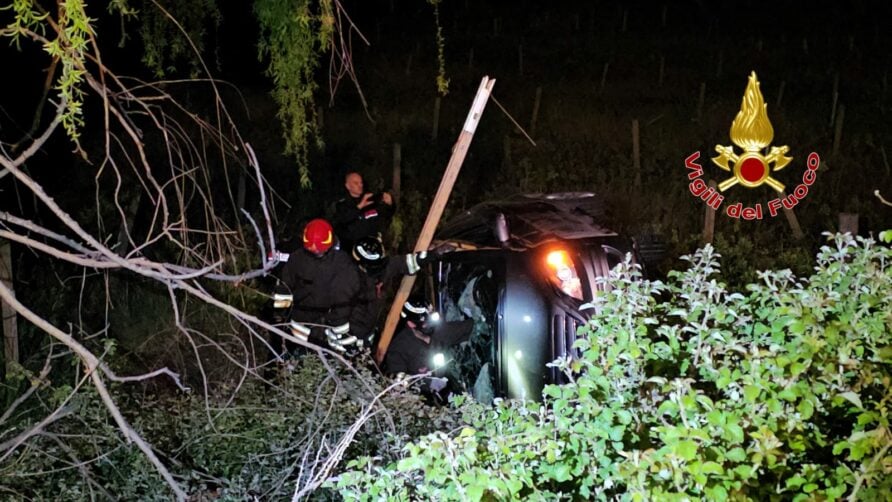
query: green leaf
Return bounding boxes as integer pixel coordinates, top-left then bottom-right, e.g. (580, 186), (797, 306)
(744, 385), (761, 402)
(797, 399), (815, 420)
(837, 391), (863, 409)
(726, 447), (746, 462)
(675, 440), (698, 461)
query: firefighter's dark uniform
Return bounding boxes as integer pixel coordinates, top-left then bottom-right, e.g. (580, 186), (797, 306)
(383, 319), (474, 375)
(350, 255), (414, 346)
(332, 195), (394, 250)
(276, 247), (361, 352)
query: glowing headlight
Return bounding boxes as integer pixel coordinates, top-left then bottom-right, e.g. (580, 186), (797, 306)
(432, 352), (446, 368)
(429, 311), (441, 323)
(544, 249), (584, 300)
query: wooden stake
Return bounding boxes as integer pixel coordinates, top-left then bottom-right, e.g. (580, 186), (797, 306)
(776, 81), (786, 108)
(431, 96), (441, 140)
(829, 73), (839, 126)
(632, 119), (641, 189)
(832, 104), (845, 157)
(781, 192), (805, 240)
(600, 62), (609, 92)
(696, 82), (706, 120)
(839, 213), (859, 235)
(392, 143), (401, 206)
(881, 145), (890, 177)
(702, 180), (717, 244)
(530, 86), (542, 138)
(376, 77), (496, 364)
(1, 240), (17, 375)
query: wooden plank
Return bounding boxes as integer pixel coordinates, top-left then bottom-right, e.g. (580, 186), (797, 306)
(780, 191), (806, 240)
(839, 212), (859, 235)
(1, 240), (17, 374)
(375, 76), (496, 364)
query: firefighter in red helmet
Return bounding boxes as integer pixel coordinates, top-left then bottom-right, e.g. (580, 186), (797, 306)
(273, 218), (361, 354)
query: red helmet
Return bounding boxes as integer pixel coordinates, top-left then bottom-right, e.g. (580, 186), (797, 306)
(302, 218), (334, 256)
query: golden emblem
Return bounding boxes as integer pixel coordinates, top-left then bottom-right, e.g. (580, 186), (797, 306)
(712, 72), (792, 192)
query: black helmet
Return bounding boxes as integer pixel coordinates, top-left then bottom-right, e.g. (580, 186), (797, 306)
(400, 296), (430, 326)
(352, 236), (386, 273)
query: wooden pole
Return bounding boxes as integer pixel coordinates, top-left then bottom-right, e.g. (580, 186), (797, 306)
(392, 143), (401, 206)
(839, 213), (859, 235)
(375, 77), (496, 364)
(1, 240), (18, 375)
(832, 104), (845, 158)
(780, 192), (806, 240)
(599, 62), (609, 93)
(702, 180), (717, 244)
(658, 55), (665, 86)
(431, 96), (441, 141)
(530, 86), (542, 139)
(829, 73), (839, 127)
(632, 119), (641, 189)
(881, 145), (890, 177)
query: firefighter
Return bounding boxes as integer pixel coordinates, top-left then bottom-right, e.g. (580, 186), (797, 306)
(332, 171), (394, 251)
(383, 297), (473, 377)
(349, 235), (433, 350)
(274, 218), (361, 355)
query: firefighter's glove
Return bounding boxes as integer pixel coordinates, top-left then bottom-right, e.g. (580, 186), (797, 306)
(406, 251), (432, 275)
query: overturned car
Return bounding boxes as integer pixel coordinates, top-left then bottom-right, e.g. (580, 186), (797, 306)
(420, 193), (639, 403)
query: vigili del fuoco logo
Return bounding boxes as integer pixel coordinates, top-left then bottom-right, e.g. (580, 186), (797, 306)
(685, 72), (821, 220)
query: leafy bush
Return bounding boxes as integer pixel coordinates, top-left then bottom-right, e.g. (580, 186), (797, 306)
(335, 234), (892, 501)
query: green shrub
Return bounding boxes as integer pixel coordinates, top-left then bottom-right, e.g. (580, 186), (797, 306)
(335, 234), (892, 501)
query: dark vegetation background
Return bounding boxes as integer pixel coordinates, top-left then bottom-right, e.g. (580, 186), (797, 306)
(2, 0), (890, 405)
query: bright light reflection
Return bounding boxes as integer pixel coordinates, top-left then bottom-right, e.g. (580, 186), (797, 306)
(522, 315), (532, 323)
(432, 353), (446, 368)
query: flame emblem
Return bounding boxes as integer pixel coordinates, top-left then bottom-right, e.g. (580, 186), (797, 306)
(712, 72), (792, 192)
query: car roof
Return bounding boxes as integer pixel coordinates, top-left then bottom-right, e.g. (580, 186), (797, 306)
(435, 192), (619, 249)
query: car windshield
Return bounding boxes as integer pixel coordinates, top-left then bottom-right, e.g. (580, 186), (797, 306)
(438, 260), (500, 404)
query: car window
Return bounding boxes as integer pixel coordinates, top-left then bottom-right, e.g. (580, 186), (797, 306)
(438, 260), (500, 404)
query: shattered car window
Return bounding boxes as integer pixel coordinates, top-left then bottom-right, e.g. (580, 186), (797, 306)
(439, 261), (500, 404)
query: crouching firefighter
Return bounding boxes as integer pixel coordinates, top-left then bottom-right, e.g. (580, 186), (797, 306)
(383, 297), (473, 397)
(273, 218), (362, 355)
(348, 235), (434, 348)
